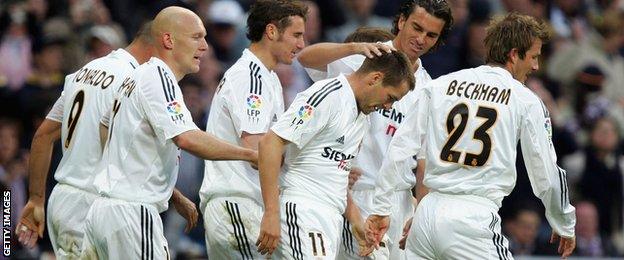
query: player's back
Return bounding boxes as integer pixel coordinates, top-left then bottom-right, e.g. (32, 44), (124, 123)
(93, 57), (197, 212)
(54, 49), (139, 192)
(422, 65), (544, 206)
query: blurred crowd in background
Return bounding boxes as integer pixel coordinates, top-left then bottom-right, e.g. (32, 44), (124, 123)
(1, 0), (624, 259)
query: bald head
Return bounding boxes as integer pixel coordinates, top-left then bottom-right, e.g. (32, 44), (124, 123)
(152, 6), (202, 40)
(150, 6), (208, 80)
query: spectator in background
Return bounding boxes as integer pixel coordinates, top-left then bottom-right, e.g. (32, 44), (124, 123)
(0, 3), (34, 90)
(17, 36), (65, 143)
(325, 0), (392, 43)
(504, 207), (558, 256)
(85, 25), (126, 61)
(205, 0), (246, 69)
(574, 117), (624, 238)
(548, 10), (624, 133)
(573, 201), (621, 256)
(0, 118), (28, 237)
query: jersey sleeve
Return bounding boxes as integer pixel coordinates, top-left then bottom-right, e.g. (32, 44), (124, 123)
(304, 67), (328, 82)
(46, 74), (75, 122)
(270, 90), (333, 149)
(372, 87), (430, 216)
(520, 98), (576, 238)
(326, 55), (364, 78)
(226, 70), (277, 136)
(139, 67), (199, 142)
(46, 92), (65, 122)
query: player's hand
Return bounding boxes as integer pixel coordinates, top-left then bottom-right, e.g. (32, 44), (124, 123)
(16, 199), (45, 248)
(549, 232), (575, 258)
(351, 220), (374, 256)
(172, 193), (198, 233)
(256, 211), (280, 255)
(399, 217), (413, 249)
(348, 167), (363, 189)
(365, 214), (390, 249)
(353, 42), (395, 59)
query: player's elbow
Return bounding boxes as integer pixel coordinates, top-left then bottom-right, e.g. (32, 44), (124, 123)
(173, 130), (196, 151)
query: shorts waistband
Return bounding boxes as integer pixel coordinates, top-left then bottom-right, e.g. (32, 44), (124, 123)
(281, 189), (342, 216)
(55, 183), (97, 195)
(429, 191), (498, 211)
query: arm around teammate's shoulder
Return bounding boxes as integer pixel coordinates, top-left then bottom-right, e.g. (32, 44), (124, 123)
(298, 42), (394, 71)
(173, 129), (257, 165)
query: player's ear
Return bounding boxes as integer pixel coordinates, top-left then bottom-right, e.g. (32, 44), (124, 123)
(163, 32), (174, 50)
(265, 23), (278, 41)
(508, 48), (519, 64)
(370, 71), (384, 87)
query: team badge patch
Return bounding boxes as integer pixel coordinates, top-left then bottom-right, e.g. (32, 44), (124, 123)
(167, 101), (182, 115)
(298, 105), (313, 120)
(247, 94), (262, 109)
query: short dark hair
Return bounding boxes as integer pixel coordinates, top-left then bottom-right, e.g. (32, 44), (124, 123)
(246, 0), (308, 42)
(357, 51), (415, 90)
(134, 21), (153, 43)
(344, 27), (395, 43)
(392, 0), (453, 50)
(484, 13), (551, 65)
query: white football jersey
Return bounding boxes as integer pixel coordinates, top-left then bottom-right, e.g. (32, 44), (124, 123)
(303, 41), (431, 191)
(46, 49), (139, 193)
(92, 57), (198, 212)
(199, 49), (284, 208)
(271, 74), (368, 213)
(373, 65), (576, 237)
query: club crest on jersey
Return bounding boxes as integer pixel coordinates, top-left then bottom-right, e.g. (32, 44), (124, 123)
(298, 105), (313, 120)
(289, 104), (314, 129)
(167, 101), (182, 115)
(247, 94), (262, 109)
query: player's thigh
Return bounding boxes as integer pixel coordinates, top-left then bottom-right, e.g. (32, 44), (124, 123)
(387, 189), (415, 258)
(203, 197), (263, 259)
(432, 197), (512, 260)
(46, 184), (96, 258)
(82, 198), (170, 260)
(276, 198), (343, 260)
(404, 193), (437, 260)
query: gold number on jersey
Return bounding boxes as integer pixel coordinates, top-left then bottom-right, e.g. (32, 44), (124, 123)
(308, 232), (326, 256)
(107, 99), (122, 144)
(65, 90), (85, 148)
(440, 103), (497, 167)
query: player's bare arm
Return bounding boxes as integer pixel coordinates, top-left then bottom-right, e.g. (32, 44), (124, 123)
(297, 42), (395, 71)
(170, 189), (198, 233)
(256, 130), (287, 255)
(343, 191), (373, 256)
(99, 123), (108, 150)
(173, 129), (258, 165)
(17, 119), (61, 247)
(241, 132), (264, 169)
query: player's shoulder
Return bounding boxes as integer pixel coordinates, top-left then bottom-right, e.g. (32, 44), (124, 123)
(302, 76), (348, 108)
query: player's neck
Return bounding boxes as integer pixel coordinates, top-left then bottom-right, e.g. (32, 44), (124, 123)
(346, 73), (365, 114)
(125, 40), (152, 64)
(249, 43), (277, 71)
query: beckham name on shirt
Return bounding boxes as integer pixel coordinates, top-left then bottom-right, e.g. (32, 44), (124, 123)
(446, 80), (511, 105)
